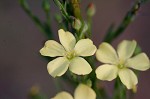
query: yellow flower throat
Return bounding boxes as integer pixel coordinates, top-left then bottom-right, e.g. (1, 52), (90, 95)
(117, 60), (126, 69)
(65, 51), (76, 60)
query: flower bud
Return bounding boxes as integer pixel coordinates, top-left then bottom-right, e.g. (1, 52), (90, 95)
(30, 85), (40, 96)
(86, 3), (96, 17)
(72, 18), (82, 30)
(55, 14), (62, 23)
(42, 0), (50, 13)
(86, 79), (92, 87)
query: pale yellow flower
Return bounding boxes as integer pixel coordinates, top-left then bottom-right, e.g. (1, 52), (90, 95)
(95, 40), (150, 89)
(40, 29), (96, 77)
(51, 84), (96, 99)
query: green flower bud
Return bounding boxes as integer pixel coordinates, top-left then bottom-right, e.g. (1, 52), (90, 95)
(55, 14), (62, 23)
(30, 85), (40, 96)
(86, 79), (92, 87)
(86, 3), (96, 17)
(42, 0), (50, 13)
(72, 18), (82, 30)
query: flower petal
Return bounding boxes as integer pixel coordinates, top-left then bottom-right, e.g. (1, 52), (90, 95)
(74, 84), (96, 99)
(118, 68), (138, 89)
(74, 39), (97, 56)
(95, 64), (118, 81)
(126, 53), (150, 71)
(47, 57), (70, 77)
(117, 40), (136, 61)
(69, 57), (92, 75)
(51, 91), (73, 99)
(96, 42), (119, 64)
(58, 29), (76, 51)
(40, 40), (66, 57)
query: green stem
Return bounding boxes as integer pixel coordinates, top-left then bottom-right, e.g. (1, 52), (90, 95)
(79, 26), (85, 39)
(87, 16), (92, 38)
(113, 78), (126, 99)
(53, 0), (70, 21)
(44, 7), (51, 29)
(86, 56), (108, 99)
(42, 0), (51, 26)
(53, 78), (63, 92)
(19, 0), (53, 39)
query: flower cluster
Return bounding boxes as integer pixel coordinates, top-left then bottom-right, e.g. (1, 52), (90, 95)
(40, 29), (150, 98)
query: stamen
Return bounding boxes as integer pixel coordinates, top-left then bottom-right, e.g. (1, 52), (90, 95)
(118, 64), (124, 69)
(65, 51), (76, 60)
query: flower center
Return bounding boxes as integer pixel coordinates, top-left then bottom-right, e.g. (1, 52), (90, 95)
(117, 60), (125, 69)
(65, 50), (76, 60)
(117, 64), (124, 69)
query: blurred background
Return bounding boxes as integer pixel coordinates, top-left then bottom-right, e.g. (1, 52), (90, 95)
(0, 0), (150, 99)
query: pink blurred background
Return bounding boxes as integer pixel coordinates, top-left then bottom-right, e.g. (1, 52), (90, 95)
(0, 0), (150, 99)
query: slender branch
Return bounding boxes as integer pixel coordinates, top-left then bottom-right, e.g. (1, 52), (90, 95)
(86, 56), (109, 99)
(87, 16), (92, 38)
(42, 0), (51, 27)
(19, 0), (53, 39)
(53, 0), (70, 21)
